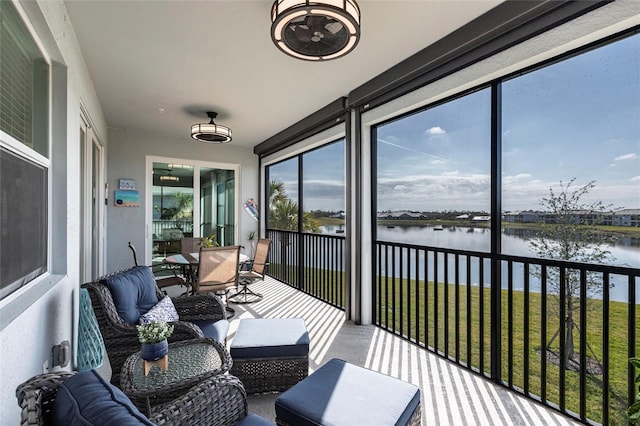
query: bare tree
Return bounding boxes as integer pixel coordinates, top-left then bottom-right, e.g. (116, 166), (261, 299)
(529, 179), (615, 368)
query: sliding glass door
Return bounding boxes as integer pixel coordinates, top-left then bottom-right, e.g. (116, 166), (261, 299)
(147, 157), (238, 266)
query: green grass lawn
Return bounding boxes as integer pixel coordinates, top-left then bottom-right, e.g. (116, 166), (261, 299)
(268, 261), (637, 424)
(376, 278), (638, 425)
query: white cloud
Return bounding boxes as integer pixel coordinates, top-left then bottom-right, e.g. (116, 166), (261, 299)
(505, 173), (532, 180)
(425, 126), (446, 135)
(631, 176), (640, 182)
(615, 153), (638, 161)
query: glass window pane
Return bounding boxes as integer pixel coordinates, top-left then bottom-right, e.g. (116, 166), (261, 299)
(0, 1), (49, 157)
(376, 88), (492, 251)
(201, 167), (235, 246)
(267, 158), (299, 231)
(152, 162), (193, 258)
(0, 148), (48, 299)
(502, 34), (640, 270)
(302, 140), (345, 234)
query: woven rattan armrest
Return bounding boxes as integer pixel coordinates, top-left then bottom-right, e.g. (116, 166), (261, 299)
(16, 372), (77, 426)
(149, 375), (248, 426)
(171, 293), (227, 322)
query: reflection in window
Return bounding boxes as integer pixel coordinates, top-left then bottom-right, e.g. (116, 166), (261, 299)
(375, 88), (491, 251)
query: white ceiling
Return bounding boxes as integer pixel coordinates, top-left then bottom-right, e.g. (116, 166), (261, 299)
(64, 0), (502, 148)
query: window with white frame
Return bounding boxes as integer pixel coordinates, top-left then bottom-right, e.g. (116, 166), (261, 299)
(0, 1), (50, 300)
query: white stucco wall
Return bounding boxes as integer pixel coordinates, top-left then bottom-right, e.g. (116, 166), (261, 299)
(106, 128), (259, 272)
(0, 1), (107, 423)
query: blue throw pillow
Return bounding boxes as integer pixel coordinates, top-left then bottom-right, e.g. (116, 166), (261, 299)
(102, 266), (159, 324)
(138, 296), (179, 325)
(54, 370), (154, 425)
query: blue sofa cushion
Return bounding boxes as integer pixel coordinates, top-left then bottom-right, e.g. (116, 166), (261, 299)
(192, 319), (230, 343)
(54, 370), (154, 425)
(138, 296), (179, 325)
(230, 318), (309, 358)
(234, 414), (274, 426)
(102, 266), (159, 324)
(275, 358), (421, 426)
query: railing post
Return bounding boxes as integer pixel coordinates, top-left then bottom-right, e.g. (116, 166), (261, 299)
(490, 81), (502, 381)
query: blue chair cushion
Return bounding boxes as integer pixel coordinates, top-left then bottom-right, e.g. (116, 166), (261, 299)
(54, 370), (154, 425)
(275, 358), (421, 426)
(234, 414), (274, 426)
(192, 319), (230, 343)
(230, 318), (309, 358)
(102, 266), (159, 324)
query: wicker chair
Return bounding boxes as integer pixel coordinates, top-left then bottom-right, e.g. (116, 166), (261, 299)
(128, 241), (187, 292)
(16, 371), (249, 426)
(82, 268), (228, 388)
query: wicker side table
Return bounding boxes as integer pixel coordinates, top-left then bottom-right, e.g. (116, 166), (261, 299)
(120, 338), (232, 415)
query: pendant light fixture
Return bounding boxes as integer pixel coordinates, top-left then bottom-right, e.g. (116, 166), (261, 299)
(271, 0), (360, 61)
(191, 111), (232, 143)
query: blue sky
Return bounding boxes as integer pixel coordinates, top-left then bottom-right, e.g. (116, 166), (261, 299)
(270, 33), (639, 214)
(377, 33), (639, 212)
(269, 140), (346, 211)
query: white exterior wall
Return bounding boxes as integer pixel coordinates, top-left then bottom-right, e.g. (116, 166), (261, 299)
(0, 1), (107, 423)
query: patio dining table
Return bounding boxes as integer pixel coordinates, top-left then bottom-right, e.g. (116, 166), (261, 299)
(164, 252), (249, 297)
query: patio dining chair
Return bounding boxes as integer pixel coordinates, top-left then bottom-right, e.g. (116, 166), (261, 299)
(128, 241), (186, 292)
(229, 239), (271, 304)
(196, 246), (241, 314)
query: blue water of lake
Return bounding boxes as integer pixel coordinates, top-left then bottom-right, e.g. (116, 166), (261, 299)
(315, 224), (639, 303)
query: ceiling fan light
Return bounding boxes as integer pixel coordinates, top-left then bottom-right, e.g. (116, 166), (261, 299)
(190, 111), (232, 144)
(273, 10), (307, 39)
(271, 0), (361, 61)
(311, 9), (357, 34)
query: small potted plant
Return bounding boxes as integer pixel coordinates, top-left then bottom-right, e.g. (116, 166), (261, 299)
(246, 230), (257, 259)
(199, 234), (219, 248)
(137, 321), (174, 361)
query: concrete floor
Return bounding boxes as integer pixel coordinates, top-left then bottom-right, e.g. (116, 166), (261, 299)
(100, 276), (581, 425)
(226, 277), (580, 426)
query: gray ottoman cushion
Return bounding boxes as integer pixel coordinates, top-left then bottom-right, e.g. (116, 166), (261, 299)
(275, 358), (421, 426)
(230, 318), (309, 358)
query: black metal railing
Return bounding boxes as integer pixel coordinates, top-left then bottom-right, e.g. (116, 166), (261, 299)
(374, 239), (639, 425)
(266, 229), (345, 309)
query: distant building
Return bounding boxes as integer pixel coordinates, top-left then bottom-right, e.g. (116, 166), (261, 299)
(611, 209), (640, 227)
(504, 209), (640, 227)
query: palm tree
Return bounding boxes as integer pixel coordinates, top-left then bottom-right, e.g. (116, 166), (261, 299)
(268, 179), (320, 232)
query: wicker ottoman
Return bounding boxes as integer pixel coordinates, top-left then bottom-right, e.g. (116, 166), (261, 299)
(275, 358), (422, 426)
(230, 318), (309, 393)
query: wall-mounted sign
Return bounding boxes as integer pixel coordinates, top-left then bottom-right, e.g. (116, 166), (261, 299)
(119, 179), (136, 190)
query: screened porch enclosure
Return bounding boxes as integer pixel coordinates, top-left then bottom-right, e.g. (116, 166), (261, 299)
(265, 229), (638, 425)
